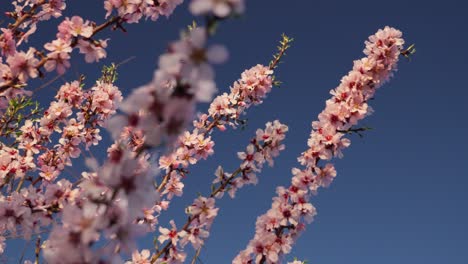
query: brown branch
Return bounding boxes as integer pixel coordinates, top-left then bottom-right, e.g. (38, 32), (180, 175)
(191, 247), (202, 264)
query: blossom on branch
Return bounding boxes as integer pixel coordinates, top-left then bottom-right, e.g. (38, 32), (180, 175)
(233, 26), (406, 264)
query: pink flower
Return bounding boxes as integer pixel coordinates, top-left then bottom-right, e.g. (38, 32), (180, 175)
(155, 0), (184, 17)
(0, 193), (33, 238)
(57, 19), (74, 41)
(175, 146), (197, 168)
(44, 52), (71, 74)
(0, 28), (16, 57)
(44, 39), (72, 55)
(234, 64), (274, 105)
(91, 81), (123, 116)
(61, 204), (101, 245)
(179, 225), (209, 249)
(315, 163), (337, 187)
(69, 16), (94, 38)
(0, 236), (5, 254)
(159, 154), (179, 172)
(39, 165), (60, 181)
(158, 220), (184, 245)
(208, 93), (236, 116)
(35, 0), (66, 21)
(189, 197), (219, 223)
(6, 48), (39, 82)
(77, 39), (108, 63)
(232, 251), (252, 264)
(104, 0), (183, 23)
(237, 144), (264, 170)
(170, 27), (228, 102)
(55, 81), (83, 107)
(162, 171), (184, 199)
(126, 249), (151, 264)
(190, 0), (245, 17)
(44, 39), (72, 74)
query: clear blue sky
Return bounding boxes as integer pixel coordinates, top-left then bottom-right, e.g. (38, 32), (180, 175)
(2, 0), (467, 263)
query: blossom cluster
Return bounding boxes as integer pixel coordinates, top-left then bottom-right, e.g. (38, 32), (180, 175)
(0, 0), (184, 93)
(222, 120), (289, 198)
(104, 0), (184, 23)
(127, 120), (288, 263)
(0, 79), (121, 184)
(108, 26), (228, 147)
(41, 147), (157, 263)
(0, 178), (78, 253)
(0, 3), (100, 88)
(233, 26), (405, 264)
(117, 62), (280, 243)
(46, 118), (287, 263)
(203, 64), (275, 131)
(3, 0), (66, 47)
(29, 80), (120, 181)
(153, 63), (276, 215)
(0, 77), (122, 259)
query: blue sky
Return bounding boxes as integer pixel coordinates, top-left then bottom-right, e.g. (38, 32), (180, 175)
(2, 0), (467, 263)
